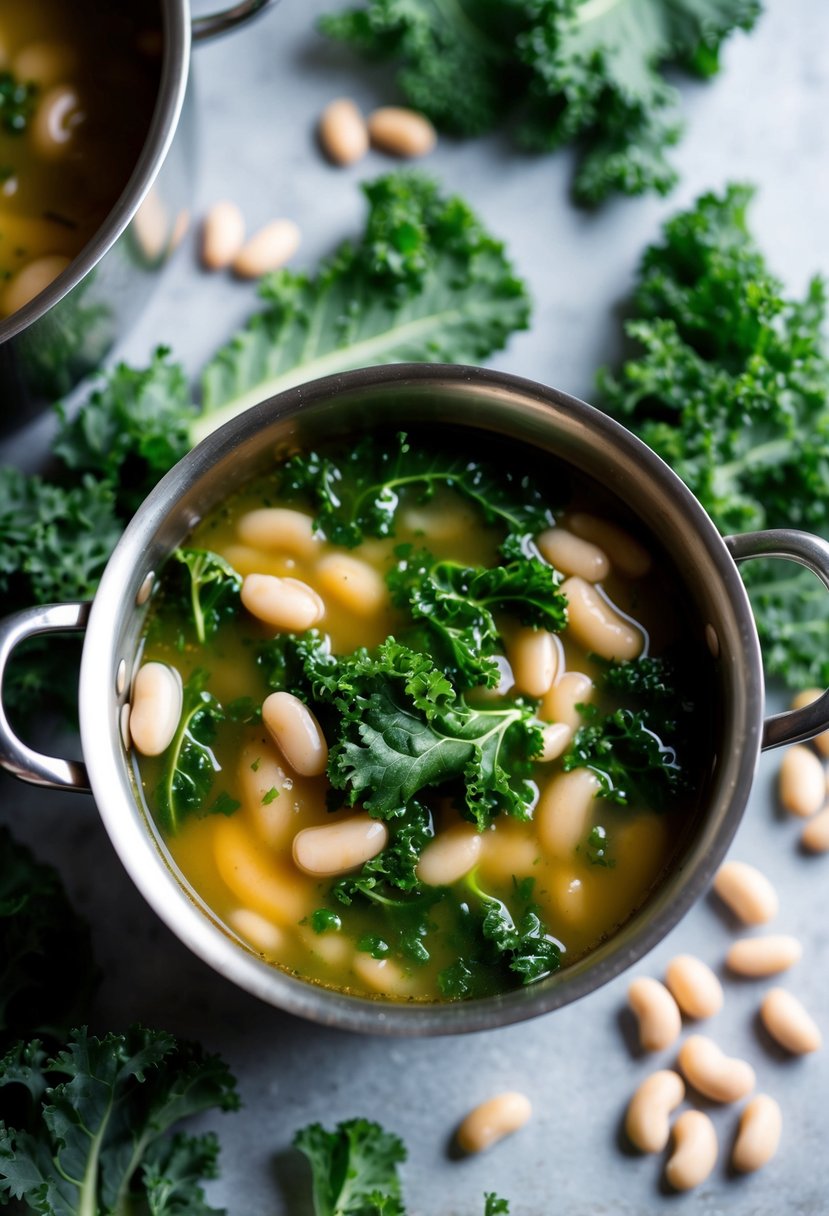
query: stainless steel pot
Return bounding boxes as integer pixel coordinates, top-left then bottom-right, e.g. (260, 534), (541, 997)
(0, 0), (279, 434)
(1, 364), (828, 1035)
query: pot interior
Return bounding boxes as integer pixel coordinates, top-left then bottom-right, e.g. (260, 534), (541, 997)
(82, 366), (764, 1034)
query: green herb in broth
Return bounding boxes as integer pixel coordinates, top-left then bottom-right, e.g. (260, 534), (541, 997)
(562, 705), (682, 809)
(0, 72), (38, 136)
(167, 548), (243, 645)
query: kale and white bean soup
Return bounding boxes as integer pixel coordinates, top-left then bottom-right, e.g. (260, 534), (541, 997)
(132, 430), (713, 1003)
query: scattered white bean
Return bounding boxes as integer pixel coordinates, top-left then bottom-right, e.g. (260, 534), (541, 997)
(367, 106), (436, 158)
(293, 812), (388, 877)
(790, 688), (829, 757)
(559, 576), (643, 661)
(664, 954), (724, 1020)
(732, 1095), (782, 1174)
(713, 860), (778, 925)
(627, 977), (682, 1052)
(128, 662), (182, 756)
(801, 806), (829, 853)
(726, 934), (802, 978)
(536, 768), (601, 861)
(237, 507), (319, 557)
(318, 97), (369, 165)
(232, 218), (300, 278)
(241, 573), (324, 631)
(262, 691), (328, 777)
(0, 254), (70, 316)
(540, 671), (594, 730)
(538, 721), (572, 762)
(665, 1111), (718, 1191)
(535, 527), (610, 582)
(316, 552), (387, 615)
(568, 513), (652, 578)
(760, 988), (822, 1055)
(779, 744), (826, 817)
(201, 201), (245, 270)
(506, 626), (559, 697)
(625, 1070), (685, 1153)
(678, 1035), (755, 1103)
(456, 1092), (532, 1155)
(416, 823), (481, 886)
(132, 187), (169, 262)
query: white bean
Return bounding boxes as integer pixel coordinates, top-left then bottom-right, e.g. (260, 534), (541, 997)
(237, 507), (318, 557)
(318, 97), (369, 165)
(760, 988), (822, 1054)
(790, 688), (829, 757)
(627, 977), (682, 1052)
(315, 553), (387, 615)
(293, 812), (388, 877)
(416, 823), (481, 886)
(732, 1095), (782, 1173)
(568, 513), (652, 578)
(538, 721), (571, 762)
(367, 106), (436, 158)
(536, 768), (601, 860)
(129, 662), (182, 756)
(664, 954), (723, 1020)
(665, 1111), (718, 1191)
(801, 806), (829, 853)
(352, 952), (417, 997)
(13, 41), (76, 87)
(713, 860), (778, 925)
(540, 671), (594, 729)
(456, 1092), (532, 1155)
(0, 254), (70, 316)
(625, 1070), (685, 1153)
(726, 934), (802, 977)
(506, 627), (560, 697)
(201, 200), (245, 270)
(535, 527), (609, 582)
(560, 576), (644, 661)
(213, 817), (308, 924)
(227, 908), (283, 956)
(241, 573), (324, 631)
(779, 744), (825, 817)
(262, 691), (328, 777)
(31, 85), (84, 157)
(232, 218), (300, 278)
(239, 741), (293, 847)
(678, 1035), (755, 1102)
(547, 871), (587, 927)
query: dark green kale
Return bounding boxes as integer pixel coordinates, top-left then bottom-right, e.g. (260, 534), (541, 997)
(155, 671), (231, 835)
(563, 706), (681, 809)
(166, 549), (243, 645)
(387, 547), (566, 688)
(0, 1026), (238, 1215)
(599, 183), (829, 689)
(279, 431), (552, 552)
(584, 823), (613, 868)
(600, 656), (677, 701)
(0, 828), (99, 1055)
(0, 71), (38, 134)
(294, 1118), (406, 1216)
(333, 802), (434, 906)
(319, 1), (761, 205)
(484, 1197), (510, 1216)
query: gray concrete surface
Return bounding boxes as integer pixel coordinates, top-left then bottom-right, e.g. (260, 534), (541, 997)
(2, 1), (828, 1212)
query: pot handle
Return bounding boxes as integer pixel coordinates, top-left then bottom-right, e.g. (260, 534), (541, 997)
(192, 0), (280, 42)
(0, 602), (91, 793)
(726, 528), (829, 751)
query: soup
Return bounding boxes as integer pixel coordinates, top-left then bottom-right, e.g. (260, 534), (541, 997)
(132, 430), (713, 1002)
(0, 0), (161, 318)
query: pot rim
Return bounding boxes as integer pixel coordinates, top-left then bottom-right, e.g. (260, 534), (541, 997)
(80, 363), (765, 1035)
(0, 0), (190, 343)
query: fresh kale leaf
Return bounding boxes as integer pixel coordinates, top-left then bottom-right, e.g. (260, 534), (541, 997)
(293, 1118), (406, 1216)
(563, 706), (681, 809)
(387, 546), (566, 688)
(334, 801), (434, 906)
(156, 671), (225, 835)
(195, 172), (530, 440)
(0, 828), (99, 1055)
(319, 1), (761, 204)
(484, 1196), (510, 1216)
(0, 1026), (238, 1216)
(167, 549), (242, 645)
(279, 431), (552, 551)
(599, 183), (829, 689)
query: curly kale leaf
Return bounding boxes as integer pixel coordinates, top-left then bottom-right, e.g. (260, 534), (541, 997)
(319, 1), (761, 204)
(600, 656), (677, 701)
(166, 550), (242, 645)
(0, 1026), (238, 1216)
(334, 802), (434, 906)
(599, 183), (829, 688)
(279, 431), (552, 551)
(293, 1118), (406, 1216)
(387, 547), (567, 689)
(0, 828), (99, 1055)
(484, 1196), (510, 1216)
(197, 172), (530, 439)
(563, 706), (681, 809)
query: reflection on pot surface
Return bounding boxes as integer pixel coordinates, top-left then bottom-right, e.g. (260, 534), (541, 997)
(0, 0), (162, 319)
(131, 427), (716, 1004)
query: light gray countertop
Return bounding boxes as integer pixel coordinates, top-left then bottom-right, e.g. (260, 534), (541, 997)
(2, 1), (829, 1212)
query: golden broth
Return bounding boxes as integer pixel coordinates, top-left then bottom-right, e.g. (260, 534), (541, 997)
(135, 439), (711, 1003)
(0, 0), (161, 317)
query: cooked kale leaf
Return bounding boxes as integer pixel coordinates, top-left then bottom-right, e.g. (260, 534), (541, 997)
(334, 801), (434, 906)
(156, 671), (226, 835)
(167, 549), (242, 645)
(563, 706), (681, 809)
